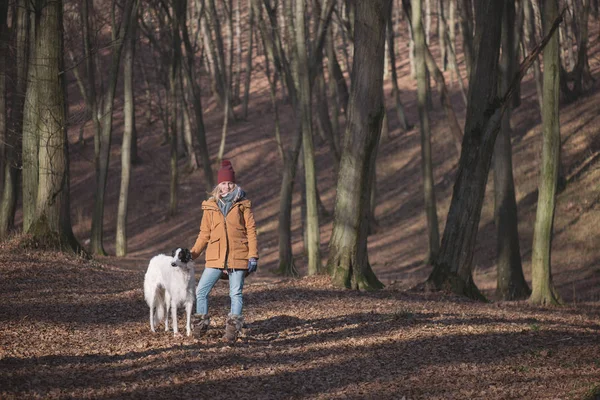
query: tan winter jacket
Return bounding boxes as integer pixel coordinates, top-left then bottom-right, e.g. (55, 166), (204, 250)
(190, 198), (258, 269)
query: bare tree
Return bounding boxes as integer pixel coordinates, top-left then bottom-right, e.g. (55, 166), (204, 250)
(495, 0), (530, 300)
(411, 0), (440, 263)
(21, 0), (39, 232)
(402, 0), (463, 152)
(530, 0), (562, 306)
(0, 0), (6, 193)
(295, 0), (322, 275)
(23, 0), (81, 253)
(252, 0), (334, 277)
(386, 2), (411, 132)
(327, 0), (390, 290)
(458, 0), (474, 78)
(181, 0), (215, 191)
(424, 0), (505, 300)
(0, 0), (25, 238)
(524, 0), (544, 114)
(90, 0), (136, 255)
(241, 0), (254, 119)
(116, 0), (140, 256)
(424, 0), (564, 300)
(559, 0), (593, 101)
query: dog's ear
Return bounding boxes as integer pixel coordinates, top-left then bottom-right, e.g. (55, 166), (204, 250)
(171, 248), (177, 257)
(182, 248), (192, 263)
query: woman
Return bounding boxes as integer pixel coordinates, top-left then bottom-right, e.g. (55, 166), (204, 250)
(190, 160), (259, 342)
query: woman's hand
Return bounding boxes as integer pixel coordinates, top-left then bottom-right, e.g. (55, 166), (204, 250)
(248, 258), (258, 273)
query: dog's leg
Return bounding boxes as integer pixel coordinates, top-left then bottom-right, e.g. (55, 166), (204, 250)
(150, 306), (156, 332)
(171, 299), (180, 336)
(164, 292), (171, 332)
(185, 302), (193, 336)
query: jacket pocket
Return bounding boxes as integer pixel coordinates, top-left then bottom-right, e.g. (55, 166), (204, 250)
(233, 238), (249, 260)
(206, 237), (220, 261)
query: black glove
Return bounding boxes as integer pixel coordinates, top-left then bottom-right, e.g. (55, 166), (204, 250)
(247, 258), (258, 273)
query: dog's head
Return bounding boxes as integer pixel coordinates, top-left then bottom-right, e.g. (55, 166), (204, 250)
(171, 248), (192, 267)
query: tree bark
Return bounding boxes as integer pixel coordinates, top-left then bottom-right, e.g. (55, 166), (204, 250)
(424, 0), (504, 300)
(116, 0), (139, 256)
(530, 0), (562, 306)
(458, 0), (474, 79)
(386, 5), (411, 131)
(295, 0), (322, 275)
(169, 0), (183, 217)
(21, 1), (39, 232)
(495, 0), (530, 300)
(0, 0), (7, 195)
(327, 0), (389, 291)
(524, 0), (544, 114)
(241, 0), (254, 120)
(412, 0), (440, 263)
(25, 0), (82, 253)
(0, 0), (25, 238)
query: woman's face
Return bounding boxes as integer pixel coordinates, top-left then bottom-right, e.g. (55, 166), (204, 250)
(218, 181), (235, 196)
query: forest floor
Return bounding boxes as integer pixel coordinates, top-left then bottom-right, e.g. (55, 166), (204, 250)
(2, 9), (600, 400)
(0, 240), (599, 399)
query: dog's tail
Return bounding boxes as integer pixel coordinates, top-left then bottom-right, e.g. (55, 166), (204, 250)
(153, 287), (166, 323)
(144, 281), (166, 324)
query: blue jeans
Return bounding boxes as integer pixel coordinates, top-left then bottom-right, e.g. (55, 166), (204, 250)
(195, 268), (245, 316)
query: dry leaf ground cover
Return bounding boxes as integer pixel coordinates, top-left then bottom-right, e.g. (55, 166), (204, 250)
(1, 240), (599, 400)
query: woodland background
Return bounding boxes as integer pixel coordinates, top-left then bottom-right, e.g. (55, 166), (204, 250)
(0, 0), (599, 398)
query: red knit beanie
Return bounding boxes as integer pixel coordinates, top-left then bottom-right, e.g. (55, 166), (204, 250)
(217, 160), (236, 184)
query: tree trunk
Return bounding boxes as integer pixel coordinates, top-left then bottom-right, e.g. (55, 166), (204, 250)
(90, 0), (135, 255)
(439, 0), (448, 70)
(224, 0), (234, 100)
(0, 0), (7, 202)
(207, 0), (235, 119)
(327, 0), (389, 291)
(0, 0), (25, 238)
(326, 30), (350, 114)
(402, 0), (463, 152)
(25, 0), (81, 253)
(277, 143), (301, 277)
(82, 0), (101, 160)
(524, 0), (544, 114)
(116, 0), (139, 256)
(233, 0), (242, 102)
(425, 0), (504, 301)
(182, 97), (199, 172)
(295, 0), (322, 275)
(169, 0), (183, 217)
(530, 0), (562, 306)
(128, 6), (140, 165)
(325, 29), (342, 146)
(559, 0), (592, 102)
(181, 1), (214, 192)
(495, 0), (530, 300)
(458, 0), (474, 79)
(21, 1), (39, 232)
(412, 0), (440, 263)
(241, 0), (254, 120)
(387, 6), (411, 131)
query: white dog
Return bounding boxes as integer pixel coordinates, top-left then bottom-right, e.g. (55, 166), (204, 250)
(144, 248), (195, 336)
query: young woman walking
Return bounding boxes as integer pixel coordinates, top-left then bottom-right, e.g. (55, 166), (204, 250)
(190, 160), (259, 343)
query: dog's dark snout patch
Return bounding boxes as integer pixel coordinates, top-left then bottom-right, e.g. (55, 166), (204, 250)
(171, 262), (177, 267)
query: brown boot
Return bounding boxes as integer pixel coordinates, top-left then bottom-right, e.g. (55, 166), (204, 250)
(192, 314), (210, 338)
(222, 314), (244, 344)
